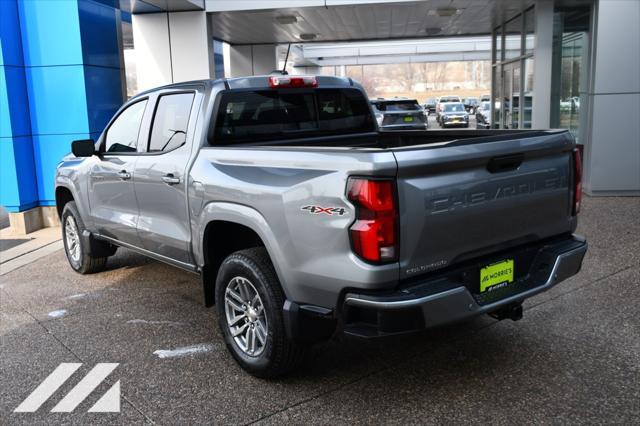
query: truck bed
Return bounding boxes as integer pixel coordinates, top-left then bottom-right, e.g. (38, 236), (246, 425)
(224, 129), (565, 150)
(205, 128), (578, 296)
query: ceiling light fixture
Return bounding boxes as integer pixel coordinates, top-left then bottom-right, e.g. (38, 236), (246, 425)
(299, 33), (317, 41)
(428, 7), (463, 17)
(276, 15), (298, 25)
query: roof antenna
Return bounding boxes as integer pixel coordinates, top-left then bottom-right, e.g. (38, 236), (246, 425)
(281, 43), (291, 75)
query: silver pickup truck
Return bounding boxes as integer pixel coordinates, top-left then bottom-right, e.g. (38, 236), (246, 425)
(55, 75), (587, 378)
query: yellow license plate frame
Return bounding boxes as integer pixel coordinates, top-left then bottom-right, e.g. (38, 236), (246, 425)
(480, 259), (514, 293)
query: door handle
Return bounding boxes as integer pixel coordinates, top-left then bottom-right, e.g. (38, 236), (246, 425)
(118, 170), (131, 180)
(162, 174), (181, 185)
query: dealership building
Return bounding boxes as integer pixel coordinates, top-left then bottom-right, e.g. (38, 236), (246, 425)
(1, 0), (638, 233)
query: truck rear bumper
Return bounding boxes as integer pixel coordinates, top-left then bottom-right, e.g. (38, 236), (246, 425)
(341, 235), (587, 338)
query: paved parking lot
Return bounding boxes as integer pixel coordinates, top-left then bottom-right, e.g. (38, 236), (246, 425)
(1, 196), (639, 424)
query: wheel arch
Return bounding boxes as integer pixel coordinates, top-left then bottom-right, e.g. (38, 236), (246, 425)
(197, 202), (289, 307)
(55, 186), (75, 218)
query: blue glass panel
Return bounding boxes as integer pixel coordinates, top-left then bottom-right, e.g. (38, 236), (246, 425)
(25, 65), (90, 135)
(0, 136), (38, 211)
(84, 65), (124, 133)
(0, 0), (24, 67)
(78, 0), (121, 69)
(32, 133), (88, 203)
(1, 66), (32, 138)
(18, 0), (83, 67)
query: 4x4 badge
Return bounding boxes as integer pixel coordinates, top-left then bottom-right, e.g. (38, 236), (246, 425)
(301, 205), (347, 216)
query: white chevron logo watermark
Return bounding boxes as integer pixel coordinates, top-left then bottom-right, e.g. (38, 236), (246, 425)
(14, 363), (120, 413)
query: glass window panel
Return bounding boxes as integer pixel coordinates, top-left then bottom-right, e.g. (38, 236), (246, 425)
(495, 26), (503, 62)
(502, 66), (511, 128)
(525, 8), (536, 56)
(105, 100), (147, 153)
(492, 65), (502, 128)
(551, 8), (590, 141)
(149, 93), (195, 152)
(505, 15), (523, 59)
(524, 58), (534, 128)
(511, 65), (521, 129)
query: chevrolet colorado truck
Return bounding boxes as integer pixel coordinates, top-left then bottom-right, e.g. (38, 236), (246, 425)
(55, 75), (587, 378)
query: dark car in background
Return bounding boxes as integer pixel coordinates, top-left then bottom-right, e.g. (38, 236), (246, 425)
(423, 98), (437, 114)
(463, 97), (479, 113)
(439, 102), (469, 128)
(435, 95), (461, 124)
(475, 101), (491, 129)
(371, 98), (428, 130)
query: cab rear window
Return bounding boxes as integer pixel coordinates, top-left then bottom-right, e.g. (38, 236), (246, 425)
(212, 89), (374, 144)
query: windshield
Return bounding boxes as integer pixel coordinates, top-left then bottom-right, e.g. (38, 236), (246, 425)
(213, 88), (374, 145)
(443, 103), (465, 112)
(480, 102), (490, 111)
(440, 97), (459, 103)
(374, 101), (420, 111)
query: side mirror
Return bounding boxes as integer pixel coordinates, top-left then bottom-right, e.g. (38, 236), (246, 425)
(71, 139), (96, 157)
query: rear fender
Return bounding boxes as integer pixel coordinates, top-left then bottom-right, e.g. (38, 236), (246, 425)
(195, 201), (291, 297)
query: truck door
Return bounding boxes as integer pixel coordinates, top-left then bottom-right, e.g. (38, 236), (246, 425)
(133, 90), (198, 265)
(89, 98), (148, 246)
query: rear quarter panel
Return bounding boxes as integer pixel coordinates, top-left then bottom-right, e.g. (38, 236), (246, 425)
(190, 146), (399, 309)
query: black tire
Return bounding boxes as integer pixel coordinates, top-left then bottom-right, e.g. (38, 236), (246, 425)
(215, 247), (307, 378)
(61, 201), (108, 274)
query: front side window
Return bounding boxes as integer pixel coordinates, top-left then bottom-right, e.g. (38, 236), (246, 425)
(148, 93), (195, 152)
(104, 100), (147, 153)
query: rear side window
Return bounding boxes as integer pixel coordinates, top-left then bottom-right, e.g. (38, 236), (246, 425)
(212, 89), (374, 145)
(148, 93), (195, 152)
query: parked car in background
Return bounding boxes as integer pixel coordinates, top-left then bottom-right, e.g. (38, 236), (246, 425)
(422, 98), (437, 115)
(371, 98), (428, 130)
(435, 95), (461, 123)
(463, 97), (479, 114)
(475, 101), (492, 129)
(439, 102), (469, 128)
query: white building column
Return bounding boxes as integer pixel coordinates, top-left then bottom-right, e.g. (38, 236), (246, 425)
(228, 44), (277, 77)
(581, 0), (640, 195)
(532, 0), (554, 129)
(292, 66), (321, 75)
(132, 11), (213, 92)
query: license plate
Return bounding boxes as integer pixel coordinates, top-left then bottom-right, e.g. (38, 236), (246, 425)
(453, 119), (460, 122)
(480, 259), (514, 293)
(403, 116), (413, 122)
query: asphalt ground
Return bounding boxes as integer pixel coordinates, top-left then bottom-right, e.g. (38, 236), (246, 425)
(1, 196), (639, 424)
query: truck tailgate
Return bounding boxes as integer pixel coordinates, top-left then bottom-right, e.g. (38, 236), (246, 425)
(393, 131), (577, 280)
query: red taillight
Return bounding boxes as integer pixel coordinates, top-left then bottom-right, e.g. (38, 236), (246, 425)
(347, 178), (398, 263)
(268, 75), (317, 88)
(573, 147), (582, 215)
